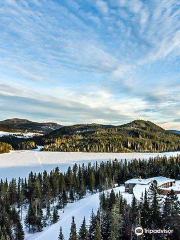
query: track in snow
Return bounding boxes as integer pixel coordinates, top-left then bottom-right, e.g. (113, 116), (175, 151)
(0, 150), (180, 180)
(25, 186), (132, 240)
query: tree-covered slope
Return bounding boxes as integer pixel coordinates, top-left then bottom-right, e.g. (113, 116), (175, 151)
(0, 142), (13, 153)
(40, 120), (180, 153)
(0, 118), (62, 134)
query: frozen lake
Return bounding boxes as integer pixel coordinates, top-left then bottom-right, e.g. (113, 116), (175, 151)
(0, 150), (180, 180)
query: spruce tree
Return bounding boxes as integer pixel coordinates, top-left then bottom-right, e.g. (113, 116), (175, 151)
(134, 211), (143, 240)
(88, 210), (97, 240)
(58, 226), (65, 240)
(100, 192), (107, 211)
(69, 188), (74, 202)
(25, 202), (37, 233)
(110, 203), (122, 240)
(94, 220), (102, 240)
(148, 181), (162, 229)
(101, 211), (111, 240)
(141, 189), (151, 228)
(52, 207), (59, 224)
(36, 208), (43, 232)
(78, 217), (88, 240)
(9, 178), (17, 207)
(109, 189), (116, 210)
(89, 170), (95, 193)
(131, 195), (138, 223)
(79, 176), (85, 198)
(69, 216), (78, 240)
(62, 189), (68, 207)
(163, 190), (180, 238)
(11, 208), (24, 240)
(0, 208), (12, 239)
(45, 199), (51, 226)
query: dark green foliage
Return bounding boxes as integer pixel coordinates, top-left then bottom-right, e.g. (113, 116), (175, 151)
(0, 201), (24, 240)
(78, 217), (88, 240)
(0, 142), (13, 153)
(18, 141), (37, 150)
(88, 210), (97, 240)
(0, 135), (37, 150)
(98, 188), (180, 240)
(2, 119), (180, 152)
(58, 226), (65, 240)
(95, 220), (102, 240)
(11, 208), (25, 240)
(69, 217), (78, 240)
(148, 181), (163, 228)
(25, 202), (37, 233)
(163, 190), (180, 238)
(52, 207), (59, 224)
(41, 120), (180, 153)
(101, 211), (111, 240)
(1, 155), (180, 239)
(140, 189), (150, 227)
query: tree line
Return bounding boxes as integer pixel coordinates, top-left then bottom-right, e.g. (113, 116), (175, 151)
(0, 136), (37, 152)
(0, 142), (13, 154)
(1, 155), (180, 239)
(60, 183), (180, 240)
(2, 120), (180, 153)
(41, 120), (180, 153)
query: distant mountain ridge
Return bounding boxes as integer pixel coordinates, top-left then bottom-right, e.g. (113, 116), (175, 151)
(168, 130), (180, 135)
(1, 119), (180, 153)
(0, 118), (62, 134)
(45, 120), (166, 137)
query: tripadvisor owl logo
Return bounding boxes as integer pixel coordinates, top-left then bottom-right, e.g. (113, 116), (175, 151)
(134, 227), (173, 235)
(135, 226), (144, 236)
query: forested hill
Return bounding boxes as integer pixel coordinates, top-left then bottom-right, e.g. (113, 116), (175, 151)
(41, 120), (180, 153)
(0, 118), (62, 134)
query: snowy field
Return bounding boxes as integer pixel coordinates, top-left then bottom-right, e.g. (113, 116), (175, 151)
(0, 131), (41, 138)
(25, 186), (132, 240)
(0, 150), (180, 180)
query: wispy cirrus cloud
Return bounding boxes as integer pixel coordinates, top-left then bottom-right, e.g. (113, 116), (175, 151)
(0, 0), (180, 129)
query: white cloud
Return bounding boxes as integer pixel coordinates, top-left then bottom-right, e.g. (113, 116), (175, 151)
(95, 0), (109, 15)
(0, 0), (180, 127)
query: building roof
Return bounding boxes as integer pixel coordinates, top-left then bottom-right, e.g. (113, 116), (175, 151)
(125, 176), (175, 186)
(147, 176), (175, 187)
(125, 178), (149, 185)
(131, 177), (176, 202)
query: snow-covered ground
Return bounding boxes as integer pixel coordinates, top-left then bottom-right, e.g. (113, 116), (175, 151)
(0, 150), (179, 239)
(0, 131), (42, 138)
(25, 186), (132, 240)
(0, 150), (180, 180)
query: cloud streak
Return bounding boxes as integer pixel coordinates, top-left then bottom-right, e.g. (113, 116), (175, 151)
(0, 0), (180, 129)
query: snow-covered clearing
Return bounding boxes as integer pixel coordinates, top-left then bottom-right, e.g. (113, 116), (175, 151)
(0, 131), (41, 138)
(25, 186), (132, 240)
(0, 150), (180, 180)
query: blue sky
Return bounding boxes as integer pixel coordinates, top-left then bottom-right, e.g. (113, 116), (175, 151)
(0, 0), (180, 129)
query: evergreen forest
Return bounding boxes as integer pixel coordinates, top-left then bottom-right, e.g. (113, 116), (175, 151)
(1, 155), (180, 239)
